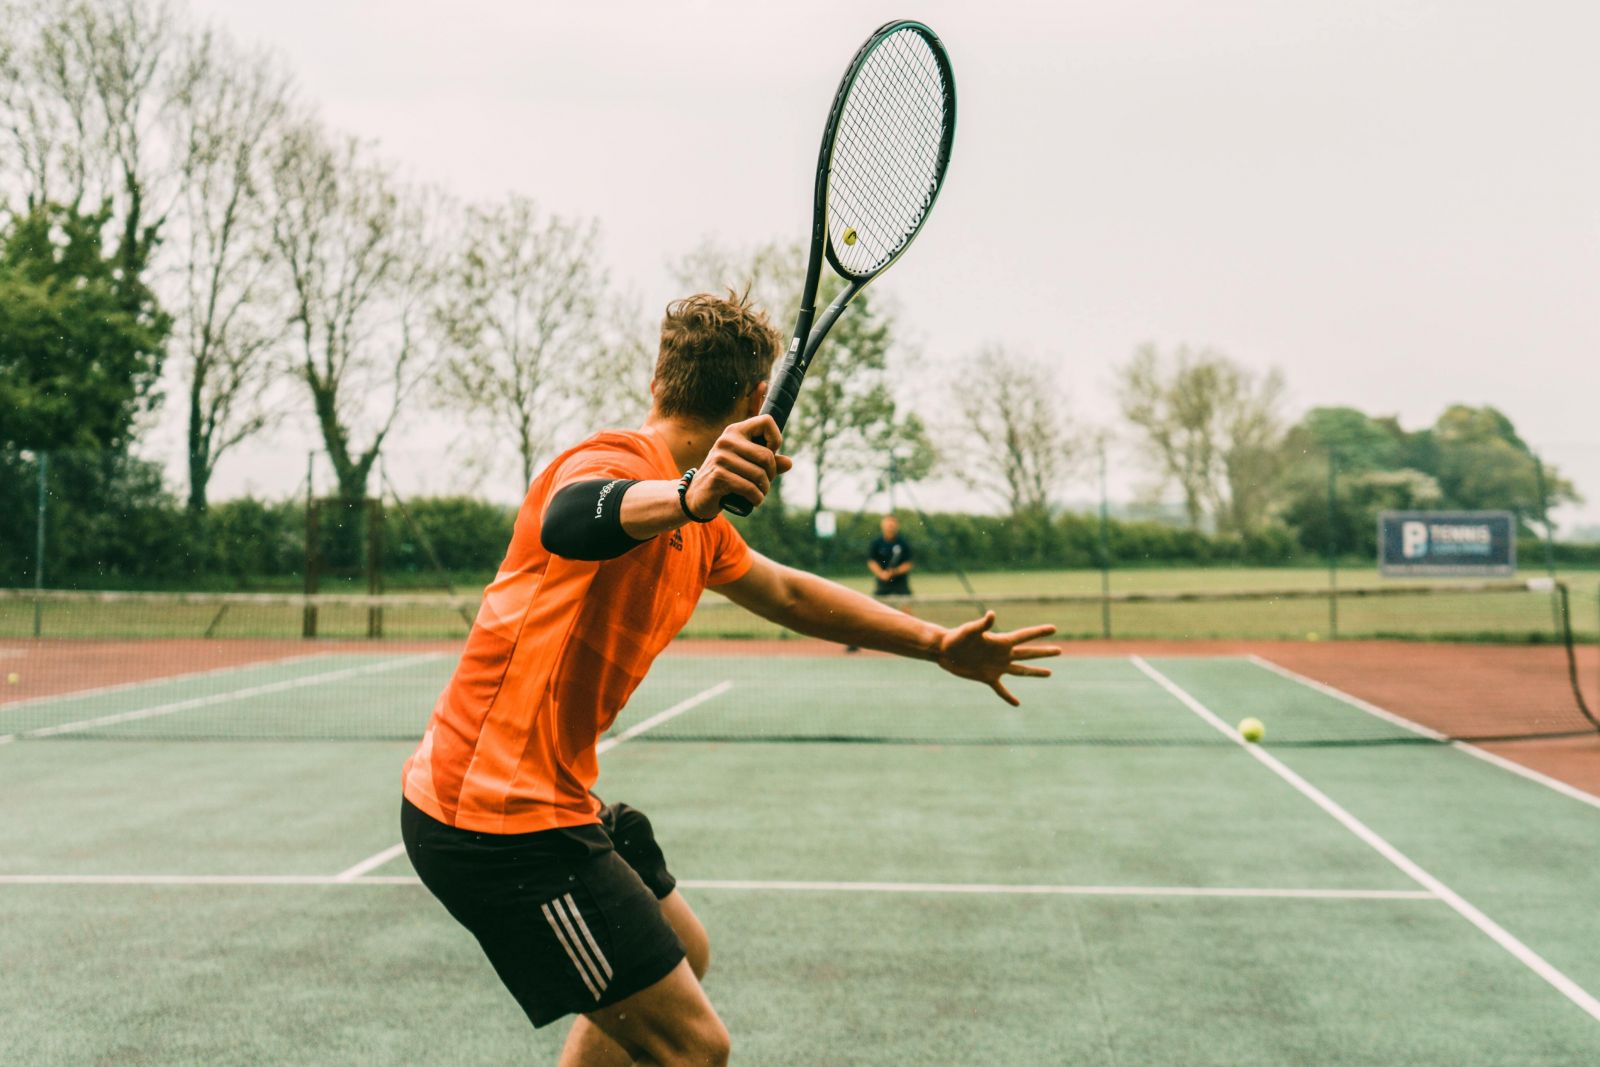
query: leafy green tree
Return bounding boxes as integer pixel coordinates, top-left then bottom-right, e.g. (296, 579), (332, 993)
(1421, 405), (1576, 516)
(1282, 406), (1401, 473)
(0, 202), (168, 451)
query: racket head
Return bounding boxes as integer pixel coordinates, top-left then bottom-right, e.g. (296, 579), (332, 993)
(818, 21), (957, 284)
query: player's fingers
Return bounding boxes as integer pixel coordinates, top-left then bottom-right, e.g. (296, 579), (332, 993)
(953, 610), (996, 640)
(711, 452), (772, 495)
(704, 464), (766, 507)
(1005, 663), (1052, 679)
(774, 454), (794, 474)
(1000, 624), (1057, 646)
(745, 414), (783, 452)
(721, 434), (781, 479)
(1009, 644), (1061, 661)
(989, 678), (1020, 707)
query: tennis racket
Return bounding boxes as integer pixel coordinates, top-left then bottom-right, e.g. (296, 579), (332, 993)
(720, 19), (956, 515)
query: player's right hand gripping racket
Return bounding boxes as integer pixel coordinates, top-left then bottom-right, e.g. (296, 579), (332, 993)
(720, 19), (956, 515)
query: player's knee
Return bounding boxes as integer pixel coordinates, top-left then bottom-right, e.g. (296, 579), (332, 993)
(691, 1020), (730, 1067)
(654, 1017), (729, 1067)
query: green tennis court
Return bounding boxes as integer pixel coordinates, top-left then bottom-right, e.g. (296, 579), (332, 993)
(4, 644), (1599, 1065)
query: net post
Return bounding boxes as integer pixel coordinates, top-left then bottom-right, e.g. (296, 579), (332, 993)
(1532, 454), (1562, 634)
(32, 450), (48, 639)
(1552, 581), (1600, 733)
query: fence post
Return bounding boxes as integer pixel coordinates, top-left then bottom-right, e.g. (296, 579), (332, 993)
(1098, 442), (1112, 639)
(32, 451), (48, 638)
(1326, 449), (1339, 640)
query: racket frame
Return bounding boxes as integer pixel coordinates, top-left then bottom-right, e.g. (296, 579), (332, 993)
(720, 19), (955, 516)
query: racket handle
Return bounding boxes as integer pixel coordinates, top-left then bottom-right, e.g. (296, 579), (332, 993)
(718, 432), (768, 516)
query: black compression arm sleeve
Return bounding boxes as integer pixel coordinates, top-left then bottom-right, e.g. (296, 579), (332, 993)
(540, 478), (650, 561)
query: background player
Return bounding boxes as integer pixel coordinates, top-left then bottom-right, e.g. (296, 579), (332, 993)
(868, 512), (914, 597)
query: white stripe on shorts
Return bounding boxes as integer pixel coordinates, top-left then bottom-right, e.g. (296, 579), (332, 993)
(562, 892), (615, 980)
(551, 895), (610, 994)
(541, 900), (602, 1000)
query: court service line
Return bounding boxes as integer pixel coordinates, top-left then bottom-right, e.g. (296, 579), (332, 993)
(1131, 655), (1600, 1025)
(0, 653), (447, 744)
(0, 873), (1434, 900)
(1248, 654), (1600, 812)
(330, 679), (734, 882)
(595, 680), (734, 756)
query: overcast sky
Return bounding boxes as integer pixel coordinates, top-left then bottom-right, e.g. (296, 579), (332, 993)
(180, 0), (1600, 528)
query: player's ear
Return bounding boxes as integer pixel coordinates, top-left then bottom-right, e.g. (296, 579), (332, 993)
(746, 379), (769, 418)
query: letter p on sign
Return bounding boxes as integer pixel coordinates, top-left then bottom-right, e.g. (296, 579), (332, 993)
(1402, 521), (1428, 559)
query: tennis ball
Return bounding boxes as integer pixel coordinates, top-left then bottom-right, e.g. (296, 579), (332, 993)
(842, 227), (858, 245)
(1305, 631), (1320, 641)
(1238, 717), (1264, 743)
(6, 672), (17, 685)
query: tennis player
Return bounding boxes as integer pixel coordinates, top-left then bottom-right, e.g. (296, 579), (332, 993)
(401, 291), (1059, 1066)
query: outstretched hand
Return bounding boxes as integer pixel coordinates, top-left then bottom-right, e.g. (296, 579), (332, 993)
(935, 612), (1060, 706)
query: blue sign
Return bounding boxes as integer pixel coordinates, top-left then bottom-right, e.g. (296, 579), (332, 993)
(1378, 511), (1516, 576)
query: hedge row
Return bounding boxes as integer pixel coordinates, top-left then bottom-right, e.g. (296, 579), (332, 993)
(5, 450), (1597, 588)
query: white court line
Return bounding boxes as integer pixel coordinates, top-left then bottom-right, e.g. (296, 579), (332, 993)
(0, 651), (336, 712)
(676, 879), (1433, 901)
(332, 843), (408, 883)
(0, 873), (1433, 899)
(1131, 655), (1600, 1024)
(1248, 654), (1600, 811)
(0, 653), (446, 744)
(596, 680), (733, 755)
(331, 680), (734, 881)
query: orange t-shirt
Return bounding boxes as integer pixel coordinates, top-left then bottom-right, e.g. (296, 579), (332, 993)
(402, 428), (752, 834)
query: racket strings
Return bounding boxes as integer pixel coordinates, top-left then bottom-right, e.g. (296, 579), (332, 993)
(835, 73), (940, 247)
(827, 28), (951, 276)
(830, 36), (945, 265)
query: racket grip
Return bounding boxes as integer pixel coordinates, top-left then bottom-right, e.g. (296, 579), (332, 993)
(717, 432), (768, 516)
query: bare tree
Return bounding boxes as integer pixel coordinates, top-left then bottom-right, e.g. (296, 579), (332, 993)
(433, 195), (614, 490)
(268, 119), (438, 501)
(0, 0), (190, 281)
(1117, 343), (1287, 532)
(952, 345), (1077, 520)
(167, 29), (293, 510)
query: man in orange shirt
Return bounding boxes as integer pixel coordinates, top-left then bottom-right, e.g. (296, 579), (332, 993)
(402, 292), (1058, 1066)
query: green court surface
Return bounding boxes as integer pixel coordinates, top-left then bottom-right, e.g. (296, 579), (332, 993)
(3, 651), (1599, 1065)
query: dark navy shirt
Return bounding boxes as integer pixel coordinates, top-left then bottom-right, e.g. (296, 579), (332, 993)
(868, 535), (913, 596)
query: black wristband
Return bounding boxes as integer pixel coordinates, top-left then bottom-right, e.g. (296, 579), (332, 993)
(677, 468), (714, 523)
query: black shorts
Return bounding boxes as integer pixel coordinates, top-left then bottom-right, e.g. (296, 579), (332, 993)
(401, 798), (685, 1028)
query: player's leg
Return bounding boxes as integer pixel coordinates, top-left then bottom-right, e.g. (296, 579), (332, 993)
(560, 888), (713, 1064)
(558, 957), (728, 1067)
(561, 803), (717, 1063)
